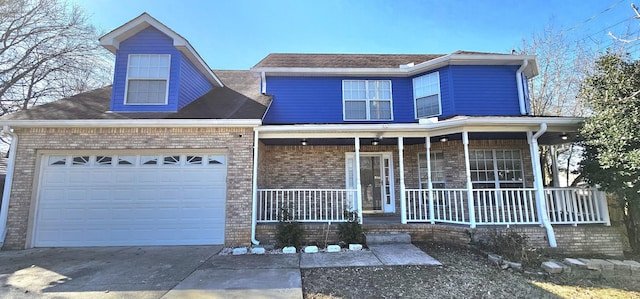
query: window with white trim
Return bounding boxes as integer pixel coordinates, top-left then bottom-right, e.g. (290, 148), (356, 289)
(418, 152), (445, 189)
(413, 72), (441, 118)
(125, 54), (171, 105)
(470, 149), (524, 188)
(343, 80), (392, 120)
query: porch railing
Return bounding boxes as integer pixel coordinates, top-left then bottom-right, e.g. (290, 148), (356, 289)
(256, 187), (609, 226)
(405, 187), (608, 226)
(256, 189), (357, 222)
(544, 188), (610, 225)
(406, 188), (539, 225)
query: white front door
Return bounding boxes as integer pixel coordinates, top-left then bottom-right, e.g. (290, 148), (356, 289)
(346, 152), (395, 213)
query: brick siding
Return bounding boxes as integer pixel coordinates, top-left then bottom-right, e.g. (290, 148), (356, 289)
(3, 127), (254, 249)
(258, 139), (534, 213)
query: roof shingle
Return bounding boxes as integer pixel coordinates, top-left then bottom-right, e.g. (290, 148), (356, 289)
(1, 71), (270, 121)
(252, 51), (509, 69)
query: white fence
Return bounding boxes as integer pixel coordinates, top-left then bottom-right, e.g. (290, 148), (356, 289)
(256, 189), (356, 222)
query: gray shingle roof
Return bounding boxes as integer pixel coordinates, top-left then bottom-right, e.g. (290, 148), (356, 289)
(252, 51), (509, 69)
(1, 71), (270, 120)
(253, 53), (445, 68)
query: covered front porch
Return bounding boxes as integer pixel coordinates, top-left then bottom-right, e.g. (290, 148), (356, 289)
(249, 117), (610, 247)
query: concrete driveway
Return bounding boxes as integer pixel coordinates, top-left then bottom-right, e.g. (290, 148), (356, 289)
(0, 246), (302, 299)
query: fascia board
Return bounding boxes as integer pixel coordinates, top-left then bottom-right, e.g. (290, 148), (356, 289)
(256, 117), (583, 138)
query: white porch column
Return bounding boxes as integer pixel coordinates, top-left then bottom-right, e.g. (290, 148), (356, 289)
(550, 145), (560, 187)
(355, 137), (363, 224)
(425, 136), (435, 224)
(398, 137), (407, 224)
(250, 130), (260, 245)
(462, 131), (477, 228)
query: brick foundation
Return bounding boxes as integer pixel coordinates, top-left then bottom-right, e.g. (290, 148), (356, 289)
(256, 223), (626, 256)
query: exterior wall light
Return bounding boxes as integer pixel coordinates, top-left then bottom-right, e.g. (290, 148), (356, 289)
(560, 133), (568, 140)
(301, 139), (308, 146)
(371, 139), (379, 146)
(439, 137), (448, 143)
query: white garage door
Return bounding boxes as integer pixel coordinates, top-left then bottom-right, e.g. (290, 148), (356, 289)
(34, 153), (227, 247)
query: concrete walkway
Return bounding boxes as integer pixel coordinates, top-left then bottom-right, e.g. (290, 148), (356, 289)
(300, 243), (441, 268)
(0, 244), (441, 299)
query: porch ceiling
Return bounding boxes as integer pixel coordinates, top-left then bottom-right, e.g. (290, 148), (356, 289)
(261, 132), (531, 146)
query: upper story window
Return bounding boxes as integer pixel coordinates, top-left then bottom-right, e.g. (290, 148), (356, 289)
(125, 54), (171, 105)
(413, 72), (441, 118)
(343, 80), (392, 120)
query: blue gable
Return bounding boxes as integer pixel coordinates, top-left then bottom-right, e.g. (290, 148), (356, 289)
(110, 27), (212, 112)
(263, 65), (522, 124)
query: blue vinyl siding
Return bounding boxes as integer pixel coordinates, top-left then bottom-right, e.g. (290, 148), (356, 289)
(110, 27), (212, 112)
(178, 53), (213, 109)
(263, 76), (419, 124)
(262, 65), (522, 124)
(448, 65), (521, 116)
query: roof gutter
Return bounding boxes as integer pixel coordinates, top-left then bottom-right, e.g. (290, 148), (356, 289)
(0, 126), (17, 248)
(256, 116), (583, 133)
(516, 60), (528, 115)
(0, 119), (262, 128)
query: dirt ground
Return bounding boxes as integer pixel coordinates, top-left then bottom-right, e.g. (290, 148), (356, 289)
(301, 242), (640, 299)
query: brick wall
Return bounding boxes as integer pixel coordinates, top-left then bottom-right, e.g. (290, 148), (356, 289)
(256, 223), (625, 256)
(3, 127), (255, 249)
(259, 139), (534, 213)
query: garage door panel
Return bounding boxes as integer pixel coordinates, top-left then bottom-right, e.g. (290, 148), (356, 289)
(34, 153), (227, 247)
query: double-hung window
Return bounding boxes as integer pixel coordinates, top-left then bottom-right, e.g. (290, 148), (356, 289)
(470, 149), (524, 189)
(418, 152), (446, 189)
(343, 80), (392, 120)
(125, 54), (171, 105)
(413, 72), (441, 118)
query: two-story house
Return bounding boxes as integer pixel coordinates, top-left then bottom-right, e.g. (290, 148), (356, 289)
(0, 13), (624, 255)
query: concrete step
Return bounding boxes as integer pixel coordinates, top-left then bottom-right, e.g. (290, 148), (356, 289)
(365, 232), (411, 245)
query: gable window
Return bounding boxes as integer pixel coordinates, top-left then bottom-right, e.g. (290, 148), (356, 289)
(343, 80), (392, 120)
(470, 149), (524, 189)
(125, 54), (171, 105)
(418, 152), (445, 189)
(413, 72), (441, 118)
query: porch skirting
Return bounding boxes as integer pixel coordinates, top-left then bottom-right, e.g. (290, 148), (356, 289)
(255, 223), (626, 256)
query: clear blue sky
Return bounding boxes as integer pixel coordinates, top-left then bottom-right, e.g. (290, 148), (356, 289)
(71, 0), (639, 69)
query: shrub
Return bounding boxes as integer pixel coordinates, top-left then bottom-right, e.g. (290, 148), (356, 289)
(338, 210), (364, 245)
(474, 228), (543, 267)
(275, 208), (304, 248)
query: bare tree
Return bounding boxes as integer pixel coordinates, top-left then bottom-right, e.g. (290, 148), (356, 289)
(518, 25), (598, 187)
(0, 0), (112, 116)
(519, 25), (595, 117)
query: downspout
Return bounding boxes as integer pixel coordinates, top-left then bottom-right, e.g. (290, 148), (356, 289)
(516, 60), (528, 115)
(250, 130), (260, 245)
(529, 123), (557, 247)
(260, 72), (266, 94)
(0, 126), (17, 248)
